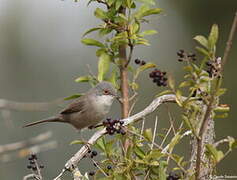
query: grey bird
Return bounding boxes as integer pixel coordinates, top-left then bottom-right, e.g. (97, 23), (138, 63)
(23, 81), (117, 130)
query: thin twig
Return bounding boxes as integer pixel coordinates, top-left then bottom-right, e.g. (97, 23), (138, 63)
(86, 64), (99, 82)
(128, 97), (138, 116)
(127, 129), (162, 149)
(91, 159), (108, 177)
(140, 117), (145, 141)
(221, 11), (237, 70)
(160, 125), (172, 148)
(151, 116), (158, 150)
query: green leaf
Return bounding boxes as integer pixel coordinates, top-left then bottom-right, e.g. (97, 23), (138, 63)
(75, 75), (92, 83)
(82, 27), (101, 37)
(194, 35), (208, 48)
(94, 8), (108, 19)
(168, 74), (175, 90)
(130, 82), (139, 90)
(134, 145), (145, 159)
(143, 128), (152, 142)
(158, 161), (167, 180)
(108, 68), (119, 89)
(179, 81), (192, 88)
(195, 46), (210, 57)
(156, 90), (173, 97)
(141, 8), (162, 17)
(140, 30), (157, 36)
(216, 88), (227, 97)
(175, 90), (183, 107)
(94, 137), (106, 151)
(64, 94), (83, 100)
(208, 24), (219, 49)
(214, 104), (230, 113)
(81, 38), (105, 48)
(135, 63), (156, 76)
(125, 0), (132, 8)
(206, 144), (224, 163)
(227, 136), (237, 150)
(115, 0), (123, 10)
(98, 53), (111, 81)
(146, 149), (163, 160)
(131, 21), (140, 34)
(168, 133), (181, 152)
(214, 113), (228, 119)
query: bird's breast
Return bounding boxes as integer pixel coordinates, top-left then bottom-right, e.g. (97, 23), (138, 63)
(91, 95), (114, 115)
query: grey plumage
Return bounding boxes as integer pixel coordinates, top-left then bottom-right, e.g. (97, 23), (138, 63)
(23, 81), (116, 130)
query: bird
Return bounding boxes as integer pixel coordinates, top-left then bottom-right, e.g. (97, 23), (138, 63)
(23, 81), (117, 130)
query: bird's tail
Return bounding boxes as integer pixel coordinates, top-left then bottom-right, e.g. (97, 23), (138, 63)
(23, 116), (65, 128)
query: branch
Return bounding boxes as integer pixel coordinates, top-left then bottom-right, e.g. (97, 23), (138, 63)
(23, 174), (40, 180)
(222, 11), (237, 69)
(0, 98), (64, 112)
(53, 94), (177, 180)
(0, 131), (52, 154)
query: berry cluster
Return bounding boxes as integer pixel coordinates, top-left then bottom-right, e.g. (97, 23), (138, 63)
(167, 172), (180, 180)
(134, 58), (146, 66)
(103, 118), (126, 135)
(149, 69), (167, 87)
(26, 154), (44, 172)
(205, 57), (221, 78)
(177, 49), (196, 62)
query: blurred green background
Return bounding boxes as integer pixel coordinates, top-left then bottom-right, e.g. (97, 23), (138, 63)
(0, 0), (236, 179)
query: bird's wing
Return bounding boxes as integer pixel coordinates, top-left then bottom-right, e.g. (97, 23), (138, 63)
(60, 96), (85, 114)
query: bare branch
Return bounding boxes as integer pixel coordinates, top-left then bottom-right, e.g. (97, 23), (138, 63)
(0, 98), (64, 112)
(222, 11), (237, 69)
(0, 131), (52, 154)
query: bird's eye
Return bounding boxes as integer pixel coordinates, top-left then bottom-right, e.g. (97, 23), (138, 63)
(103, 89), (110, 95)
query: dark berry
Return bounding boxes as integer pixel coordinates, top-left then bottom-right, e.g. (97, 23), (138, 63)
(92, 151), (97, 157)
(149, 72), (154, 78)
(141, 60), (146, 65)
(88, 150), (91, 153)
(27, 165), (32, 169)
(89, 171), (95, 176)
(177, 52), (184, 58)
(206, 61), (212, 66)
(103, 121), (108, 126)
(40, 165), (44, 169)
(31, 154), (37, 159)
(107, 165), (112, 170)
(32, 166), (37, 171)
(108, 130), (115, 135)
(167, 172), (180, 180)
(119, 121), (124, 125)
(120, 128), (126, 135)
(187, 53), (196, 57)
(178, 59), (183, 62)
(134, 59), (141, 64)
(30, 160), (35, 164)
